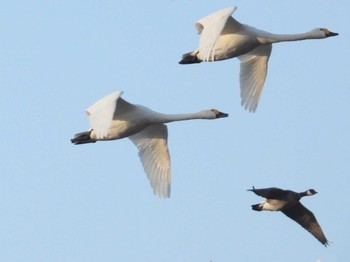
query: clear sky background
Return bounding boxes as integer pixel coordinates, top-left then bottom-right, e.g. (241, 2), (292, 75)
(1, 1), (349, 261)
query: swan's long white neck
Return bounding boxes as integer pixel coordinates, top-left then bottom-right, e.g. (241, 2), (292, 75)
(250, 27), (323, 44)
(154, 111), (213, 124)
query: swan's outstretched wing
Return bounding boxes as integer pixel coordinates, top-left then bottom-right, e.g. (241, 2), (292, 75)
(282, 203), (329, 246)
(196, 6), (237, 62)
(129, 124), (171, 198)
(86, 91), (123, 139)
(238, 44), (272, 112)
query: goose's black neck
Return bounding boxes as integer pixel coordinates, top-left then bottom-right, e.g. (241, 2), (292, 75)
(299, 191), (308, 198)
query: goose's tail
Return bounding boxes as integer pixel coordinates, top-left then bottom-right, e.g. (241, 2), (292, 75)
(71, 130), (96, 145)
(179, 51), (201, 64)
(251, 204), (263, 211)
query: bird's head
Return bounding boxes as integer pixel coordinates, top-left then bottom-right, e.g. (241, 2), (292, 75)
(210, 109), (229, 119)
(306, 189), (318, 196)
(312, 28), (338, 38)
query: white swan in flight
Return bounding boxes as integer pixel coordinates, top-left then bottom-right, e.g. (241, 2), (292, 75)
(71, 91), (228, 198)
(179, 6), (338, 112)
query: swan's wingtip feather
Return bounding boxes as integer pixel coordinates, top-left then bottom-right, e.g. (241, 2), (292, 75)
(231, 6), (238, 12)
(154, 189), (171, 199)
(223, 6), (237, 15)
(115, 90), (123, 96)
(85, 90), (123, 114)
(152, 172), (171, 198)
(195, 22), (204, 34)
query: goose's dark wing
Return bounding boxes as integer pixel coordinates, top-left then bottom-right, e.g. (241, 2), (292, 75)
(282, 203), (329, 246)
(248, 187), (287, 199)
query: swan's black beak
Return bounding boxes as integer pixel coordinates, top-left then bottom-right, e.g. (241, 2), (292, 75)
(216, 111), (229, 118)
(326, 31), (339, 37)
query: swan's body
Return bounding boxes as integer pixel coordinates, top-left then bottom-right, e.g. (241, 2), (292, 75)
(248, 186), (329, 246)
(71, 91), (228, 198)
(179, 6), (338, 112)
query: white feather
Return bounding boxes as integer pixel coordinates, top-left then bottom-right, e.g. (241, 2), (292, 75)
(73, 91), (228, 198)
(182, 6), (338, 112)
(196, 6), (237, 62)
(86, 91), (122, 139)
(238, 44), (272, 112)
(129, 124), (171, 198)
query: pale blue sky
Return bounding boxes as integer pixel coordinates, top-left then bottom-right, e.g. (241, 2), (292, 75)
(1, 1), (349, 261)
